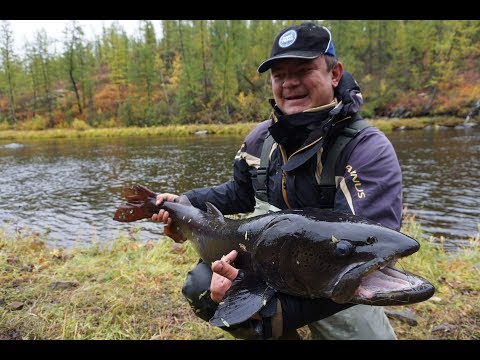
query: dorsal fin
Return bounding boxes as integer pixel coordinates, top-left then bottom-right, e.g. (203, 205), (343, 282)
(205, 202), (225, 222)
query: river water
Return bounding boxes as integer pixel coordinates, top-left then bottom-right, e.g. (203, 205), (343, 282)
(0, 126), (479, 251)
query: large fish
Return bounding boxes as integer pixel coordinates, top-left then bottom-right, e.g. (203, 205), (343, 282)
(113, 184), (435, 327)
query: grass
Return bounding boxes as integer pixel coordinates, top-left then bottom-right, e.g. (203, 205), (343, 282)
(370, 116), (474, 132)
(0, 123), (258, 141)
(0, 117), (477, 142)
(1, 215), (478, 340)
(382, 217), (480, 340)
(0, 228), (226, 340)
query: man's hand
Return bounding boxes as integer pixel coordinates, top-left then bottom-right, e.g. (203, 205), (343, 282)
(151, 193), (190, 242)
(210, 250), (239, 303)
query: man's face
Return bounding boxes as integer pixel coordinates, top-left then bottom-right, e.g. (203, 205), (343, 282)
(270, 57), (341, 115)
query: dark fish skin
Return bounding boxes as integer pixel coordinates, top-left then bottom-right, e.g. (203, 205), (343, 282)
(113, 184), (435, 308)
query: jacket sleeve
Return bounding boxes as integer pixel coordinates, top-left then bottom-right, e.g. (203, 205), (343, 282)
(334, 126), (403, 230)
(183, 121), (270, 215)
(184, 154), (256, 215)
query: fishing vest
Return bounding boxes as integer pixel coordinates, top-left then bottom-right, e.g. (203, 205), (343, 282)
(255, 119), (371, 211)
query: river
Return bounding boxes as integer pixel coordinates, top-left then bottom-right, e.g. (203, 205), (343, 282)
(0, 126), (478, 251)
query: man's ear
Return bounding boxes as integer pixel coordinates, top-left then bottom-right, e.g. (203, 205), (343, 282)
(331, 62), (343, 88)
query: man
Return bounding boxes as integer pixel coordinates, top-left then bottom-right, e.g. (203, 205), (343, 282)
(152, 22), (401, 340)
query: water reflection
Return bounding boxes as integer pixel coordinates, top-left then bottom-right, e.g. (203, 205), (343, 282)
(0, 126), (479, 250)
(0, 136), (237, 248)
(387, 126), (480, 249)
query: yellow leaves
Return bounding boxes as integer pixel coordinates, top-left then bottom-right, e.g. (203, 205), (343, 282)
(237, 91), (253, 110)
(379, 79), (387, 97)
(71, 119), (91, 131)
(49, 248), (70, 261)
(438, 259), (468, 276)
(169, 52), (182, 91)
(444, 260), (465, 272)
(50, 249), (62, 259)
(37, 254), (50, 270)
(362, 73), (372, 84)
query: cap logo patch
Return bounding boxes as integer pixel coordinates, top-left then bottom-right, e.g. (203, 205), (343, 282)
(278, 30), (297, 48)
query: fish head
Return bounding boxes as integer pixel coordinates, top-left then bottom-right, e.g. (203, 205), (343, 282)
(316, 221), (434, 306)
(254, 210), (434, 306)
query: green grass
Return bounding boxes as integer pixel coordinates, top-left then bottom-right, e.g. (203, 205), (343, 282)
(382, 216), (480, 340)
(0, 228), (227, 340)
(370, 116), (473, 132)
(1, 215), (478, 340)
(0, 123), (258, 141)
(0, 117), (477, 141)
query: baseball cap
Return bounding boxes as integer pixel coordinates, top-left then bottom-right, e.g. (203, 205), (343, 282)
(257, 22), (336, 73)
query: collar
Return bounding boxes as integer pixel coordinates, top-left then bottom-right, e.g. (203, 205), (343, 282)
(302, 98), (338, 113)
(269, 98), (338, 118)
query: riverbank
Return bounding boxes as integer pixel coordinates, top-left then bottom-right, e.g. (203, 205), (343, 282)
(1, 215), (478, 340)
(0, 117), (478, 141)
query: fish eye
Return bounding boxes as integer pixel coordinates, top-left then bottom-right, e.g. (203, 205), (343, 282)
(335, 241), (353, 257)
(366, 236), (377, 245)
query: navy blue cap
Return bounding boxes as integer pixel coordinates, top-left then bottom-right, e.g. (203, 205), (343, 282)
(258, 22), (336, 73)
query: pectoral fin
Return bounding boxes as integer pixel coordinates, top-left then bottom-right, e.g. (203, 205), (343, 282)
(209, 270), (275, 328)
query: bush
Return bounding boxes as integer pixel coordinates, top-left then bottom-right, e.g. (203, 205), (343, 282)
(19, 115), (48, 130)
(0, 120), (10, 130)
(71, 118), (91, 131)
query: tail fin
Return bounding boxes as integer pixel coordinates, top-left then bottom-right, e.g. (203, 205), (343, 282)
(123, 184), (157, 203)
(113, 184), (159, 222)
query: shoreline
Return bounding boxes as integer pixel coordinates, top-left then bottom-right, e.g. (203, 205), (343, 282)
(1, 117), (478, 141)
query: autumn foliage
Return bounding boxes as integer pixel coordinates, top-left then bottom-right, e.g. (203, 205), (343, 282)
(1, 20), (480, 129)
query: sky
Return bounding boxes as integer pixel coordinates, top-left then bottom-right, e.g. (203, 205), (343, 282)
(6, 20), (162, 53)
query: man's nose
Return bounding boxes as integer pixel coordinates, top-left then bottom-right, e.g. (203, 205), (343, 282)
(282, 74), (300, 87)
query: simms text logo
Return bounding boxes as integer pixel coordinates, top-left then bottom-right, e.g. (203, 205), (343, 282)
(346, 165), (365, 198)
(279, 30), (297, 48)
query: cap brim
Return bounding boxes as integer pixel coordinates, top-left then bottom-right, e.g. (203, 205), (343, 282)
(257, 51), (322, 73)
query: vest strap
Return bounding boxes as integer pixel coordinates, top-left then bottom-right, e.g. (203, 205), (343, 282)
(319, 119), (371, 186)
(256, 133), (274, 202)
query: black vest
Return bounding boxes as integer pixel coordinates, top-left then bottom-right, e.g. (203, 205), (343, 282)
(255, 117), (371, 209)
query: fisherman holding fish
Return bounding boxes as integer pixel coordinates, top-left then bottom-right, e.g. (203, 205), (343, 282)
(152, 22), (403, 340)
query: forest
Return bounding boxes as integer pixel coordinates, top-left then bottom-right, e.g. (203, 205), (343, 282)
(1, 20), (479, 130)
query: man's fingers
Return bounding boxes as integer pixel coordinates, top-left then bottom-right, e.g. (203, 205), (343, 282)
(224, 249), (238, 263)
(210, 250), (239, 303)
(155, 194), (165, 206)
(211, 259), (239, 281)
(161, 210), (170, 224)
(211, 250), (239, 280)
(156, 193), (178, 206)
(151, 209), (171, 224)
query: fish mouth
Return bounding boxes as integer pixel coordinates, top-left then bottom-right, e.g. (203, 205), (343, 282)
(351, 265), (435, 305)
(332, 259), (435, 306)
